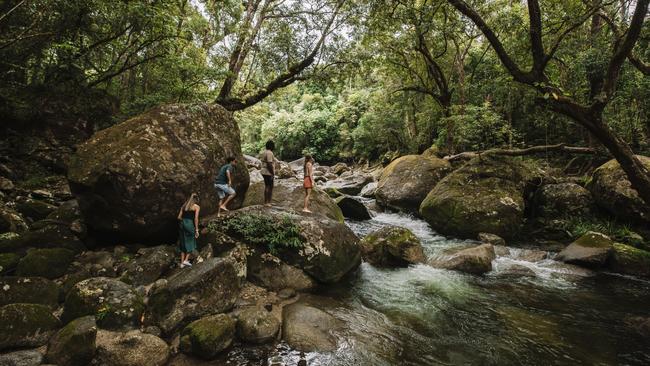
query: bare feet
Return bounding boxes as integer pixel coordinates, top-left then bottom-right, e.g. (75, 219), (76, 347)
(220, 205), (229, 212)
(302, 208), (312, 213)
(264, 203), (272, 207)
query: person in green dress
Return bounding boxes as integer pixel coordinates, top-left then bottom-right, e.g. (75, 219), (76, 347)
(177, 193), (200, 268)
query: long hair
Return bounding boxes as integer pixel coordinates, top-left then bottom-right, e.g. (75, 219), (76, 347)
(182, 193), (199, 211)
(303, 155), (313, 177)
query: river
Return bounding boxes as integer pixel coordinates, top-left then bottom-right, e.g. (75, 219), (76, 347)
(228, 206), (650, 366)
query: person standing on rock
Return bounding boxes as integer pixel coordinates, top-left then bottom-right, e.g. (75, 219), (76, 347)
(178, 193), (200, 268)
(260, 140), (276, 206)
(303, 154), (315, 213)
(215, 157), (237, 216)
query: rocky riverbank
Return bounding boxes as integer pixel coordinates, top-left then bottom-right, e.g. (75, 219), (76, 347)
(2, 101), (650, 364)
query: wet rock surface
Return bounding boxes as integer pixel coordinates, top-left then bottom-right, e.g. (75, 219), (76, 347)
(282, 303), (340, 352)
(360, 226), (426, 267)
(429, 244), (496, 275)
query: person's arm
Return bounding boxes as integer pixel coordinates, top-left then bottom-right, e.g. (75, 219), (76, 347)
(226, 168), (232, 186)
(309, 163), (314, 181)
(194, 205), (200, 238)
(266, 153), (275, 176)
(177, 208), (183, 220)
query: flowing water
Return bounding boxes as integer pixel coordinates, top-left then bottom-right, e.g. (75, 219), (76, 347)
(229, 206), (650, 366)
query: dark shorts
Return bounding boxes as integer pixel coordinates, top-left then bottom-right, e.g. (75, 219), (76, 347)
(262, 174), (274, 187)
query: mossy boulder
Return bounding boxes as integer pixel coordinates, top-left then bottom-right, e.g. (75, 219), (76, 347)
(16, 248), (75, 279)
(62, 277), (144, 330)
(0, 224), (85, 255)
(335, 195), (371, 220)
(94, 329), (169, 366)
(215, 206), (361, 283)
(532, 183), (596, 218)
(360, 226), (426, 267)
(608, 243), (650, 278)
(46, 316), (97, 366)
(243, 175), (343, 222)
(429, 244), (496, 275)
(147, 258), (240, 334)
(0, 303), (60, 350)
(555, 231), (614, 268)
(376, 155), (452, 213)
(68, 103), (249, 243)
(15, 199), (57, 222)
(419, 155), (531, 239)
(0, 206), (28, 234)
(587, 155), (650, 223)
(45, 199), (86, 238)
(179, 314), (235, 360)
(0, 276), (60, 307)
(0, 253), (20, 275)
(236, 307), (280, 344)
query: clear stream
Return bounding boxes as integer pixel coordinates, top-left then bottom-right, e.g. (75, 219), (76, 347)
(227, 207), (650, 366)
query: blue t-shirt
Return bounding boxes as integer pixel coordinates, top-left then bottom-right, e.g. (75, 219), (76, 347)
(215, 163), (232, 185)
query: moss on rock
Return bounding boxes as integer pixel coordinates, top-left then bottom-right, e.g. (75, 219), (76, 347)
(419, 155), (531, 239)
(46, 315), (97, 366)
(0, 303), (61, 351)
(0, 276), (60, 307)
(360, 226), (426, 267)
(608, 243), (650, 278)
(16, 247), (75, 279)
(180, 314), (235, 360)
(0, 253), (20, 275)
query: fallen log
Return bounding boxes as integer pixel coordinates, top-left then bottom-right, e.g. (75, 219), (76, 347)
(443, 144), (596, 162)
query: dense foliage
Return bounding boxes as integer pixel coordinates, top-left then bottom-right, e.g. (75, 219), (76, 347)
(219, 213), (304, 254)
(1, 0), (648, 165)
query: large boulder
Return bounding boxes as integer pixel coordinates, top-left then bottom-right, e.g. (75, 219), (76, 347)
(215, 206), (361, 283)
(243, 175), (343, 222)
(335, 196), (371, 220)
(0, 276), (60, 307)
(93, 330), (169, 366)
(46, 316), (97, 366)
(67, 103), (249, 243)
(322, 172), (373, 196)
(246, 251), (316, 291)
(282, 303), (340, 352)
(376, 155), (451, 213)
(555, 232), (614, 268)
(607, 243), (650, 278)
(419, 155), (531, 239)
(16, 248), (75, 279)
(236, 307), (280, 344)
(0, 303), (60, 351)
(147, 258), (240, 334)
(533, 183), (595, 218)
(179, 314), (235, 360)
(587, 155), (650, 223)
(359, 182), (378, 198)
(62, 277), (144, 330)
(429, 244), (496, 275)
(360, 226), (426, 267)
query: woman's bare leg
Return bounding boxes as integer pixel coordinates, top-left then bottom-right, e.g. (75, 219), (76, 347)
(303, 188), (312, 212)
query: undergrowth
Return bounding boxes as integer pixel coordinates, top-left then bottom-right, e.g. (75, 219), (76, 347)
(216, 213), (304, 254)
(558, 216), (646, 249)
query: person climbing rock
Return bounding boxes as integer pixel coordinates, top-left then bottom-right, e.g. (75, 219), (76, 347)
(177, 193), (200, 268)
(260, 140), (276, 206)
(303, 154), (315, 213)
(215, 156), (237, 216)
